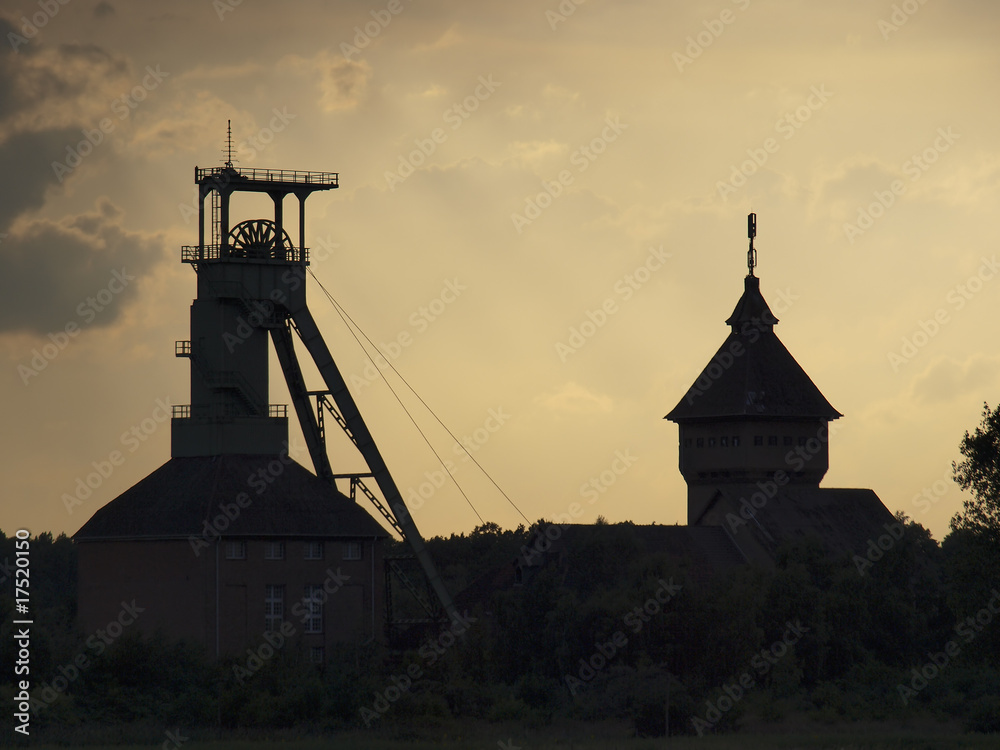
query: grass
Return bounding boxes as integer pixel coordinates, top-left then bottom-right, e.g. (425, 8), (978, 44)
(19, 718), (1000, 750)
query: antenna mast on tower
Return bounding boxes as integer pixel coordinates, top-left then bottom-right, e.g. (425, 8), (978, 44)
(224, 119), (234, 168)
(747, 212), (757, 277)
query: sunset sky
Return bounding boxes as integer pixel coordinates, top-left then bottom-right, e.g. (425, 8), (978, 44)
(2, 0), (999, 545)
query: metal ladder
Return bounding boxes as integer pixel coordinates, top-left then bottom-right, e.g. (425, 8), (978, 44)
(210, 188), (221, 246)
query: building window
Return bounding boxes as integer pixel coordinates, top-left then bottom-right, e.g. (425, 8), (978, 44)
(753, 436), (763, 446)
(720, 436), (728, 447)
(264, 585), (284, 631)
(798, 436), (807, 446)
(708, 437), (716, 447)
(732, 436), (740, 447)
(264, 541), (285, 560)
(343, 541), (362, 561)
(768, 436), (778, 446)
(225, 540), (246, 560)
(783, 436), (793, 446)
(303, 585), (323, 634)
(310, 646), (325, 664)
(305, 541), (324, 560)
(696, 438), (704, 448)
(684, 438), (692, 447)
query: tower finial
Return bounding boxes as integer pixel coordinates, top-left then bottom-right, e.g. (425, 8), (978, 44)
(747, 212), (757, 277)
(224, 120), (234, 168)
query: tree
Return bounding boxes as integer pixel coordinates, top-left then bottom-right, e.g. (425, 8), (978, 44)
(951, 402), (1000, 542)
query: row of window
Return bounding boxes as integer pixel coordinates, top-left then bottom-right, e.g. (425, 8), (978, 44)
(224, 540), (363, 561)
(264, 585), (326, 664)
(686, 435), (810, 448)
(265, 584), (324, 633)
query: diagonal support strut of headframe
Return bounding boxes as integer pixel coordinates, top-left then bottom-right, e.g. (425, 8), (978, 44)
(272, 304), (458, 623)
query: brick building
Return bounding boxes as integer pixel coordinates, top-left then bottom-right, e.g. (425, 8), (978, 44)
(75, 455), (386, 659)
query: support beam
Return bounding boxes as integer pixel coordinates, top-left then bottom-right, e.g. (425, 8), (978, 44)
(271, 191), (284, 254)
(198, 180), (205, 251)
(270, 322), (332, 482)
(296, 193), (306, 256)
(220, 190), (231, 252)
(288, 304), (457, 622)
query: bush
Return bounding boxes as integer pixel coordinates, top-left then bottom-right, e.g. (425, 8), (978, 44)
(965, 694), (1000, 733)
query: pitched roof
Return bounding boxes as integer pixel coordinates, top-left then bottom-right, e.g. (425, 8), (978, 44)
(697, 485), (895, 560)
(665, 274), (841, 423)
(73, 455), (388, 542)
(725, 272), (779, 331)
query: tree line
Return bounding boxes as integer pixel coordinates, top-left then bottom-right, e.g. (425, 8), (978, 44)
(3, 403), (1000, 739)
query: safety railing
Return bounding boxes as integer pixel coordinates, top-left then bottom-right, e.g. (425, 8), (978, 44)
(195, 166), (338, 187)
(181, 244), (308, 264)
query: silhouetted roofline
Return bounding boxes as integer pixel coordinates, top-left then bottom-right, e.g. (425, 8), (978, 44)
(696, 485), (895, 560)
(666, 273), (840, 422)
(74, 455), (388, 541)
(726, 274), (777, 332)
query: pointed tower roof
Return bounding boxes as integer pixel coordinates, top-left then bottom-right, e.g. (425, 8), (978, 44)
(725, 274), (777, 332)
(665, 217), (841, 423)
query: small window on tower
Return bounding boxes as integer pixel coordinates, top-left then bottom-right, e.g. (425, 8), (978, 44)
(768, 436), (778, 446)
(720, 436), (728, 447)
(684, 438), (692, 448)
(696, 438), (704, 448)
(783, 436), (793, 446)
(732, 436), (740, 447)
(798, 436), (807, 446)
(753, 436), (763, 446)
(708, 437), (716, 447)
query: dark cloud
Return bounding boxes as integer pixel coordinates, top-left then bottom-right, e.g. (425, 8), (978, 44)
(0, 197), (165, 335)
(0, 17), (30, 121)
(56, 42), (125, 69)
(310, 54), (371, 112)
(0, 128), (80, 227)
(94, 2), (116, 19)
(0, 22), (128, 128)
(0, 21), (155, 337)
(25, 42), (126, 106)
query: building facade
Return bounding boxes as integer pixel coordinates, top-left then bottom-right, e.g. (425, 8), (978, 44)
(75, 454), (386, 659)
